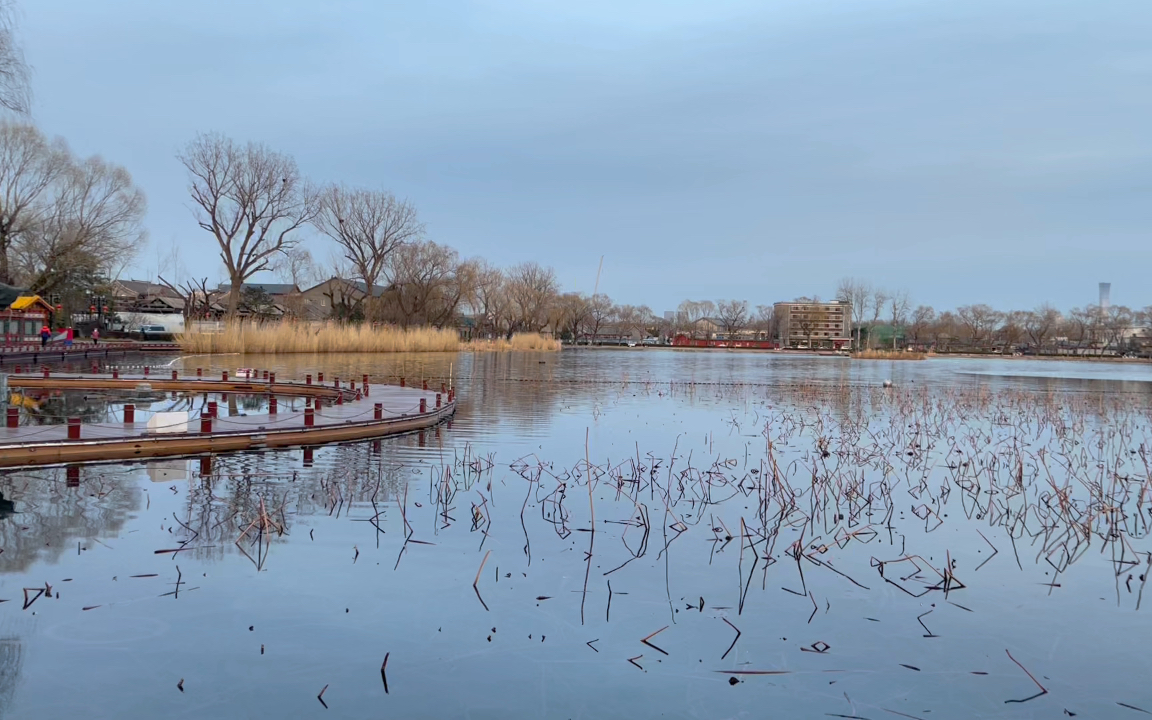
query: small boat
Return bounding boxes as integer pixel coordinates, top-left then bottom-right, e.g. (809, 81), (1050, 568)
(234, 368), (258, 379)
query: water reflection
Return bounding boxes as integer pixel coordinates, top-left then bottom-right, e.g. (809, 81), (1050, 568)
(0, 353), (1150, 718)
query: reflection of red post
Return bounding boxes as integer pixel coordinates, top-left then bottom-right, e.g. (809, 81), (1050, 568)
(6, 407), (18, 429)
(303, 447), (314, 467)
(208, 401), (218, 418)
(199, 456), (212, 476)
(419, 398), (427, 413)
(67, 417), (81, 439)
(269, 396), (277, 414)
(124, 404), (135, 423)
(66, 465), (80, 487)
(304, 407), (314, 427)
(200, 412), (212, 433)
(374, 403), (382, 420)
(436, 393), (441, 408)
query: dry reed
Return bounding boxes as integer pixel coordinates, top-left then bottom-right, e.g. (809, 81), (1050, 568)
(853, 349), (927, 360)
(178, 322), (560, 354)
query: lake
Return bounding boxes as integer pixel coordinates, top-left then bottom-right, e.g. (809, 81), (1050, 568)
(1, 350), (1151, 719)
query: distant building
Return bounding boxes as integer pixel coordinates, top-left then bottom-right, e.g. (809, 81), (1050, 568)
(773, 300), (852, 349)
(1, 296), (54, 342)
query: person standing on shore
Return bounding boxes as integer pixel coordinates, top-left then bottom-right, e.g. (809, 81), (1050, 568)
(92, 327), (100, 346)
(40, 325), (50, 348)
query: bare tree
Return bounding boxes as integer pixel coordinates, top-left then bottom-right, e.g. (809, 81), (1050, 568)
(0, 121), (67, 283)
(384, 241), (475, 328)
(313, 185), (422, 321)
(471, 260), (507, 337)
(585, 293), (614, 342)
(0, 1), (31, 115)
(888, 291), (910, 349)
(273, 245), (318, 288)
(956, 304), (1003, 348)
(505, 261), (559, 333)
(178, 133), (316, 317)
(17, 153), (147, 296)
(868, 288), (889, 349)
(1024, 303), (1059, 351)
(907, 305), (935, 346)
(716, 299), (749, 334)
(835, 277), (871, 350)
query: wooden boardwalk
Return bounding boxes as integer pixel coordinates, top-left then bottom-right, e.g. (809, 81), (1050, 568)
(0, 373), (455, 467)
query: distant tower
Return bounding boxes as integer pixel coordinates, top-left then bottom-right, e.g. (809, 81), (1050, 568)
(1099, 282), (1111, 310)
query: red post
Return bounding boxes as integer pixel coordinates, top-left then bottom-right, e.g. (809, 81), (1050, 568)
(304, 407), (314, 427)
(422, 380), (428, 391)
(441, 383), (446, 394)
(336, 392), (344, 406)
(269, 372), (276, 384)
(334, 377), (340, 388)
(123, 404), (135, 423)
(374, 403), (383, 420)
(112, 369), (119, 379)
(200, 412), (212, 433)
(268, 396), (277, 414)
(67, 417), (81, 440)
(172, 370), (178, 380)
(208, 401), (218, 418)
(363, 375), (369, 395)
(419, 397), (427, 413)
(13, 365), (19, 374)
(197, 367), (203, 377)
(42, 366), (49, 378)
(400, 377), (405, 387)
(144, 366), (150, 376)
(6, 407), (18, 429)
(91, 363), (98, 373)
(448, 389), (454, 403)
(306, 374), (312, 385)
(436, 393), (442, 408)
(222, 370), (228, 382)
(317, 372), (324, 383)
(263, 370), (269, 380)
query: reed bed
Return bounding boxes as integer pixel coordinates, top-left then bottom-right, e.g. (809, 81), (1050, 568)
(853, 349), (927, 360)
(178, 322), (560, 354)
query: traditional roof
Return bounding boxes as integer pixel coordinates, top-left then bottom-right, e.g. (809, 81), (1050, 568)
(219, 283), (300, 296)
(9, 295), (54, 313)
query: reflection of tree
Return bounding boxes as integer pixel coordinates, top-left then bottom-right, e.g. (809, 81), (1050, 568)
(0, 468), (141, 574)
(178, 444), (405, 567)
(0, 636), (22, 716)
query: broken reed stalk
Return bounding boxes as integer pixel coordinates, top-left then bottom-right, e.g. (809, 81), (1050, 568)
(473, 550), (492, 611)
(1005, 649), (1047, 694)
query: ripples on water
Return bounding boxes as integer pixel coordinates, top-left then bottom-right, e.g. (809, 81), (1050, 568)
(1, 350), (1151, 719)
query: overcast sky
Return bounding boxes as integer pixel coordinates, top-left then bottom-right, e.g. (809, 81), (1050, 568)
(19, 0), (1152, 312)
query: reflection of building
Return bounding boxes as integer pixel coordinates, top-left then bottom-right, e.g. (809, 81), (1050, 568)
(774, 300), (852, 349)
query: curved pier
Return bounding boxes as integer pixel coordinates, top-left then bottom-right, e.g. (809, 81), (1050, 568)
(0, 372), (456, 468)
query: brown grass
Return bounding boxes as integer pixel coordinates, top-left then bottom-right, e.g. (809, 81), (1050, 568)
(179, 322), (560, 354)
(853, 349), (927, 360)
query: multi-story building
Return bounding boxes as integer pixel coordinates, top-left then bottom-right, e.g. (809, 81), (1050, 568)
(773, 300), (852, 349)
